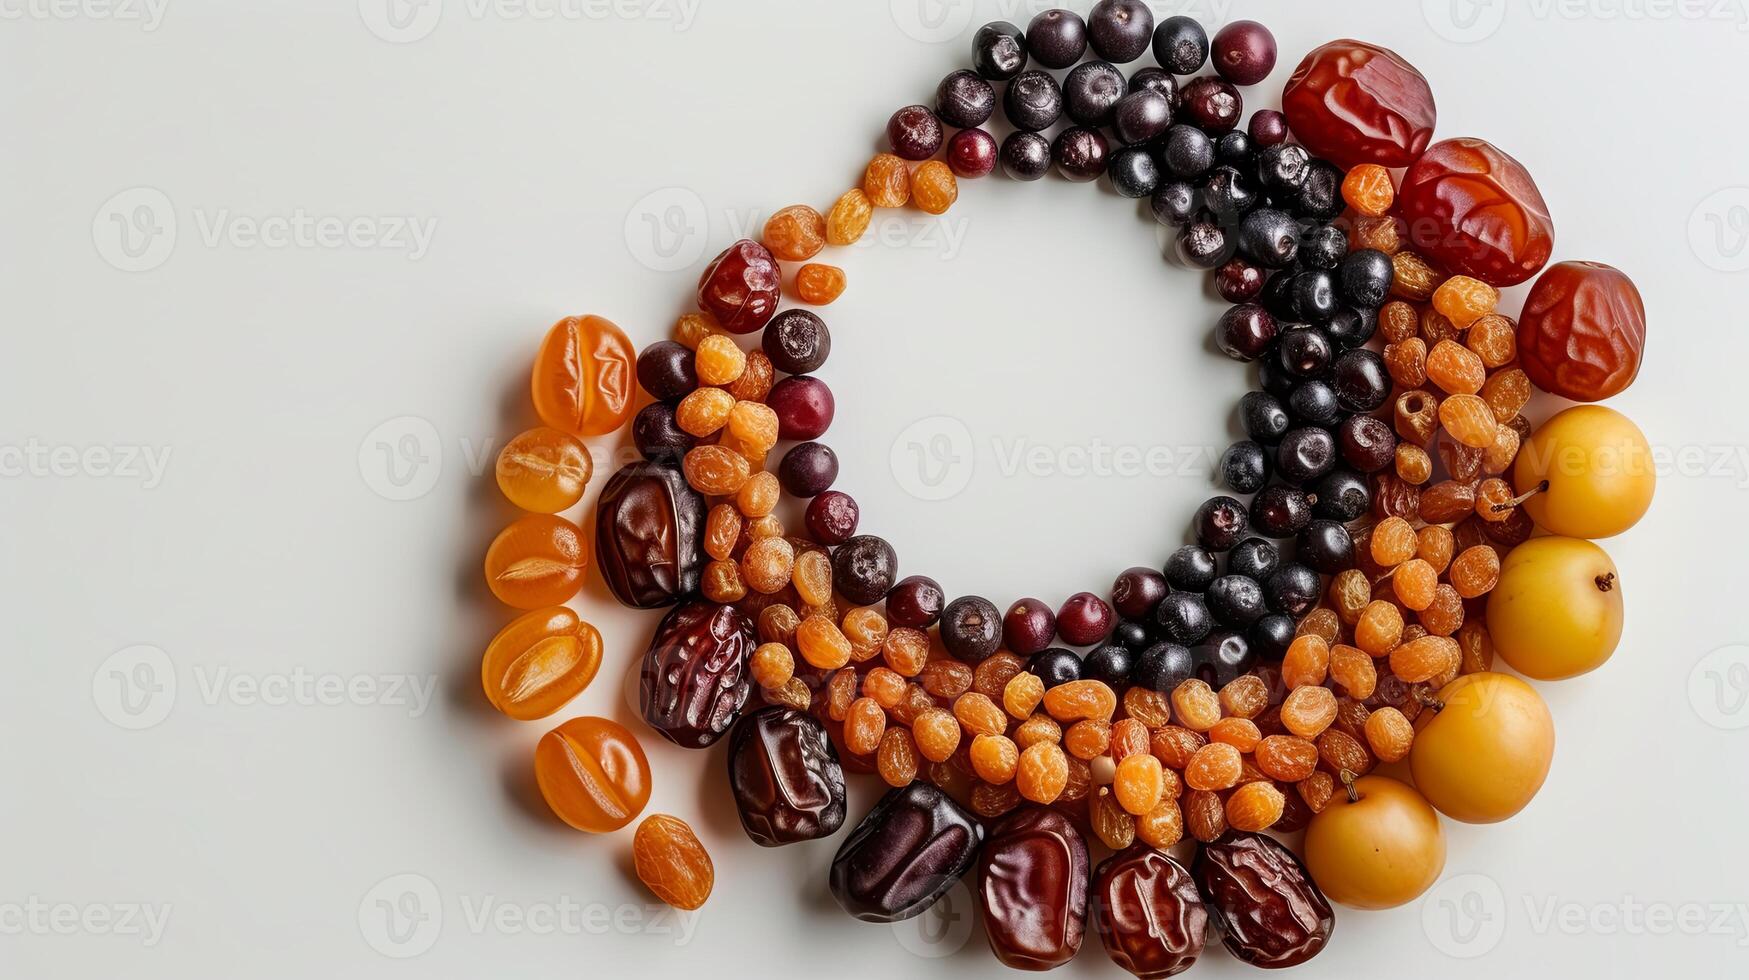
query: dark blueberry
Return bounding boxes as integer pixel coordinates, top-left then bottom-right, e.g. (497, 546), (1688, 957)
(1219, 440), (1269, 494)
(1216, 257), (1267, 303)
(1338, 248), (1395, 307)
(1201, 165), (1258, 222)
(1026, 8), (1086, 68)
(833, 535), (897, 605)
(1108, 145), (1161, 198)
(1250, 484), (1316, 538)
(1110, 620), (1154, 652)
(1248, 613), (1296, 660)
(1152, 15), (1209, 74)
(777, 441), (838, 497)
(1215, 130), (1253, 167)
(1154, 593), (1213, 646)
(1190, 631), (1255, 687)
(1298, 223), (1350, 270)
(1113, 90), (1173, 144)
(940, 595), (1001, 661)
(886, 105), (943, 161)
(1088, 0), (1153, 62)
(1000, 131), (1053, 181)
(1314, 468), (1371, 522)
(885, 575), (944, 629)
(935, 70), (997, 129)
(1331, 348), (1391, 413)
(1180, 76), (1241, 132)
(1236, 207), (1299, 268)
(1292, 159), (1345, 220)
(1248, 109), (1289, 146)
(1297, 520), (1356, 574)
(1178, 218), (1230, 268)
(1258, 269), (1299, 319)
(1338, 414), (1397, 473)
(1256, 143), (1310, 193)
(1027, 647), (1083, 688)
(1193, 495), (1249, 552)
(1084, 642), (1136, 688)
(1206, 575), (1265, 628)
(1277, 326), (1333, 378)
(1057, 592), (1115, 645)
(1003, 70), (1063, 131)
(1290, 269), (1339, 321)
(1127, 66), (1179, 106)
(972, 20), (1028, 81)
(635, 340), (696, 401)
(806, 490), (859, 546)
(1064, 60), (1127, 126)
(1163, 545), (1217, 592)
(1264, 564), (1321, 617)
(1150, 181), (1200, 227)
(1132, 641), (1195, 693)
(1160, 124), (1215, 179)
(1256, 356), (1298, 400)
(1240, 390), (1291, 444)
(1228, 538), (1280, 582)
(1002, 598), (1057, 655)
(1212, 19), (1277, 86)
(1215, 303), (1276, 362)
(1112, 567), (1169, 620)
(1053, 126), (1110, 181)
(1287, 378), (1342, 428)
(1324, 306), (1377, 351)
(1276, 426), (1337, 484)
(631, 401), (694, 461)
(762, 310), (831, 375)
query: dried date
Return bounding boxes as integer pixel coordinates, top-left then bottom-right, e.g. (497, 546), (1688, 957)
(829, 782), (984, 922)
(978, 808), (1089, 970)
(1093, 845), (1208, 979)
(727, 706), (846, 846)
(1193, 831), (1334, 969)
(639, 601), (754, 748)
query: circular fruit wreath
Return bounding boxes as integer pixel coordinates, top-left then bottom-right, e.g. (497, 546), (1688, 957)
(479, 7), (1654, 973)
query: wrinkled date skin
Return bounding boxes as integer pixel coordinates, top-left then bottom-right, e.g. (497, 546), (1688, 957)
(696, 239), (782, 334)
(978, 808), (1089, 970)
(595, 461), (706, 608)
(829, 782), (984, 923)
(727, 706), (847, 846)
(1093, 846), (1208, 979)
(1193, 832), (1334, 969)
(1282, 40), (1436, 170)
(1518, 261), (1646, 401)
(639, 601), (754, 748)
(1400, 138), (1555, 287)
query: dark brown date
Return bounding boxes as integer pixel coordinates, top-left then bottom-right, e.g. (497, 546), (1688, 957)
(639, 601), (754, 748)
(595, 460), (706, 608)
(727, 706), (846, 846)
(829, 782), (983, 923)
(978, 808), (1088, 970)
(1093, 845), (1207, 980)
(1193, 832), (1334, 969)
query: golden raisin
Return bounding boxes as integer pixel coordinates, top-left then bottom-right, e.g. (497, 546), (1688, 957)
(972, 652), (1027, 702)
(1109, 718), (1150, 762)
(764, 675), (811, 710)
(1183, 742), (1243, 792)
(674, 386), (735, 438)
(1431, 275), (1499, 329)
(1450, 545), (1501, 598)
(1226, 781), (1285, 832)
(1090, 788), (1138, 850)
(971, 781), (1021, 819)
(1390, 635), (1459, 682)
(741, 536), (794, 595)
(1341, 164), (1395, 217)
(1482, 424), (1521, 476)
(762, 204), (826, 262)
(1354, 600), (1405, 656)
(700, 559), (746, 603)
(703, 504), (742, 562)
(791, 549), (832, 607)
(1420, 584), (1466, 637)
(1416, 526), (1456, 573)
(726, 400), (779, 456)
(1390, 251), (1441, 301)
(1393, 559), (1439, 611)
(969, 733), (1020, 784)
(1042, 680), (1117, 723)
(749, 642), (794, 690)
(882, 627), (929, 676)
(795, 263), (846, 305)
(1254, 735), (1318, 781)
(1209, 717), (1262, 753)
(1395, 443), (1433, 484)
(920, 659), (974, 700)
(824, 668), (856, 722)
(1170, 679), (1222, 732)
(1364, 707), (1415, 762)
(1481, 367), (1532, 423)
(1217, 674), (1268, 719)
(1296, 607), (1341, 644)
(1370, 516), (1418, 567)
(1003, 671), (1046, 720)
(1149, 725), (1206, 770)
(682, 445), (750, 496)
(1280, 686), (1338, 739)
(844, 697), (886, 756)
(912, 709), (962, 763)
(795, 615), (852, 670)
(954, 692), (1007, 738)
(1014, 713), (1062, 750)
(909, 160), (958, 215)
(1378, 300), (1419, 342)
(841, 607), (888, 663)
(863, 667), (906, 709)
(877, 727), (919, 787)
(1352, 213), (1404, 254)
(632, 814), (713, 910)
(825, 188), (873, 245)
(1184, 789), (1228, 843)
(1123, 686), (1174, 727)
(1016, 741), (1069, 804)
(1317, 729), (1375, 776)
(1439, 394), (1498, 448)
(692, 334), (746, 387)
(862, 153), (911, 208)
(1466, 313), (1518, 368)
(1114, 753), (1166, 814)
(1384, 337), (1428, 389)
(723, 349), (773, 402)
(1328, 644), (1377, 700)
(1281, 634), (1330, 688)
(1064, 719), (1112, 760)
(1135, 800), (1184, 850)
(1456, 620), (1496, 674)
(1425, 339), (1486, 395)
(890, 683), (935, 726)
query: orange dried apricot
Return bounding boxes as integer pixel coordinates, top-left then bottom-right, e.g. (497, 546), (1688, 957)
(632, 813), (713, 910)
(481, 607), (602, 720)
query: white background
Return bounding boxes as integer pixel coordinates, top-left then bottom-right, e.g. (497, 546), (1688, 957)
(4, 0), (1749, 976)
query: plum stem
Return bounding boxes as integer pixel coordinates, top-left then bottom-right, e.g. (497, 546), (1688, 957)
(1493, 480), (1548, 513)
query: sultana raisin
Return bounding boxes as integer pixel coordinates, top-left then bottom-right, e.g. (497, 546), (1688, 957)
(1354, 600), (1405, 656)
(913, 708), (962, 763)
(1016, 741), (1069, 804)
(1328, 569), (1371, 625)
(1226, 781), (1286, 832)
(682, 445), (751, 495)
(1439, 394), (1498, 448)
(1482, 424), (1521, 476)
(1316, 729), (1374, 776)
(1115, 753), (1167, 814)
(1183, 742), (1243, 792)
(863, 667), (906, 709)
(1150, 725), (1207, 770)
(1065, 719), (1113, 760)
(741, 536), (795, 595)
(723, 349), (774, 403)
(1455, 620), (1495, 674)
(1015, 713), (1063, 750)
(920, 659), (974, 699)
(825, 188), (873, 245)
(1384, 337), (1428, 388)
(632, 814), (713, 910)
(1419, 584), (1465, 636)
(1183, 789), (1228, 843)
(701, 559), (747, 603)
(1136, 799), (1185, 849)
(1378, 300), (1419, 342)
(764, 675), (811, 711)
(842, 607), (888, 663)
(1390, 251), (1441, 301)
(971, 780), (1021, 819)
(1328, 644), (1377, 700)
(704, 504), (742, 562)
(795, 263), (846, 305)
(1352, 213), (1405, 254)
(726, 401), (780, 458)
(1419, 480), (1477, 525)
(1466, 313), (1518, 368)
(877, 727), (920, 787)
(1390, 635), (1459, 682)
(762, 204), (826, 262)
(1281, 635), (1330, 688)
(890, 683), (936, 726)
(1363, 706), (1415, 762)
(910, 160), (958, 214)
(1481, 367), (1531, 423)
(1217, 674), (1268, 719)
(1280, 686), (1338, 739)
(1341, 163), (1395, 216)
(1090, 787), (1139, 850)
(673, 310), (722, 349)
(1431, 275), (1499, 329)
(1255, 735), (1318, 781)
(973, 651), (1028, 702)
(1416, 525), (1456, 572)
(1395, 443), (1433, 484)
(1110, 717), (1151, 761)
(1296, 608), (1341, 645)
(863, 153), (911, 208)
(1425, 339), (1486, 395)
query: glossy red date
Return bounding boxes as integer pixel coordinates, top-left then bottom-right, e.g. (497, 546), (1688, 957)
(1400, 137), (1555, 287)
(728, 706), (847, 846)
(1094, 845), (1208, 980)
(978, 808), (1088, 970)
(1193, 831), (1334, 969)
(1518, 260), (1645, 401)
(1283, 40), (1436, 170)
(639, 601), (754, 748)
(696, 239), (781, 334)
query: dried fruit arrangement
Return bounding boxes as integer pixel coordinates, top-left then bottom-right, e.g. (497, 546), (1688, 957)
(476, 6), (1653, 973)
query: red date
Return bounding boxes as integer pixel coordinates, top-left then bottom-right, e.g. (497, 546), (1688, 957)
(728, 706), (846, 846)
(639, 601), (754, 748)
(1517, 261), (1645, 401)
(1093, 845), (1208, 979)
(1400, 137), (1555, 287)
(978, 808), (1088, 970)
(696, 239), (781, 334)
(1282, 40), (1436, 169)
(829, 782), (983, 923)
(1193, 832), (1334, 969)
(595, 461), (706, 608)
